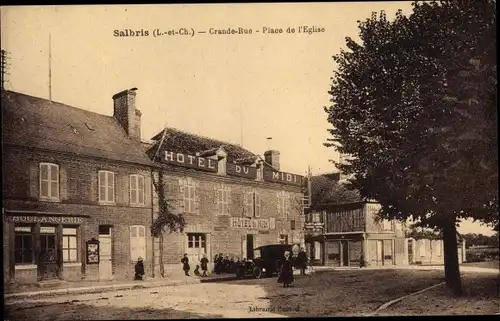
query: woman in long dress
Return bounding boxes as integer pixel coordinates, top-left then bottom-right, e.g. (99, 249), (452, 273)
(277, 251), (294, 287)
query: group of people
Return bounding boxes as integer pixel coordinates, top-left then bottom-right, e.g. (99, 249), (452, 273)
(181, 253), (241, 277)
(277, 247), (309, 287)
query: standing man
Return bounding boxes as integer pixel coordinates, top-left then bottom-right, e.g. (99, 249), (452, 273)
(181, 253), (190, 276)
(297, 247), (308, 276)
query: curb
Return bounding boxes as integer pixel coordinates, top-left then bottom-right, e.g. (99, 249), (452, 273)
(5, 276), (237, 300)
(375, 282), (446, 312)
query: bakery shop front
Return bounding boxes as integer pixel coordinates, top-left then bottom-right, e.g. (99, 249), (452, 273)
(5, 211), (90, 283)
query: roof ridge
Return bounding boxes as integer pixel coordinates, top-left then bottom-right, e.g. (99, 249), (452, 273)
(163, 127), (254, 153)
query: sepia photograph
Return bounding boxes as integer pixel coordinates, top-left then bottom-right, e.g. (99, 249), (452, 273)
(1, 1), (498, 319)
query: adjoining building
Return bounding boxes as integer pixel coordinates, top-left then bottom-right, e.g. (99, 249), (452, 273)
(2, 89), (154, 284)
(144, 129), (306, 275)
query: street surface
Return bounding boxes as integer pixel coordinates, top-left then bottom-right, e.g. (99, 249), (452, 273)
(3, 269), (459, 319)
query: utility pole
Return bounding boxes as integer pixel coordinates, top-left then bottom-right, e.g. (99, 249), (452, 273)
(1, 49), (10, 90)
(307, 165), (312, 206)
(49, 33), (52, 102)
(239, 104), (244, 147)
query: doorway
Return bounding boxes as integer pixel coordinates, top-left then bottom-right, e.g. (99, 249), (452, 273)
(98, 226), (113, 280)
(376, 240), (384, 266)
(341, 241), (349, 266)
(38, 225), (58, 280)
(407, 239), (414, 264)
(186, 233), (207, 264)
(246, 234), (254, 260)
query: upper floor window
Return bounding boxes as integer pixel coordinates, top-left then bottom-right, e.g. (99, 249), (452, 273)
(244, 189), (261, 218)
(277, 191), (290, 217)
(382, 219), (393, 231)
(98, 170), (115, 203)
(183, 177), (196, 213)
(130, 174), (145, 205)
(40, 163), (59, 200)
(215, 183), (230, 215)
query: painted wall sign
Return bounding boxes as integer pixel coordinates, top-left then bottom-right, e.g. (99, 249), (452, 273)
(263, 169), (304, 186)
(230, 217), (273, 230)
(8, 216), (84, 224)
(226, 163), (257, 179)
(86, 238), (100, 265)
(163, 151), (218, 172)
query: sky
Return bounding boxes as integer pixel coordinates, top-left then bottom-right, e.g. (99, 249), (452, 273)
(1, 3), (495, 236)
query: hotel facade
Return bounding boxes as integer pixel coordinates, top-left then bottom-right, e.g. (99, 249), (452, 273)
(2, 88), (305, 284)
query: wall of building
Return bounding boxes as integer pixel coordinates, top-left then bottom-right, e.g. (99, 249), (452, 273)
(409, 238), (465, 265)
(152, 168), (304, 275)
(3, 146), (154, 283)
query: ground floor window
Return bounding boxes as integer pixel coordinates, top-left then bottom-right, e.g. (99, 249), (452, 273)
(62, 227), (78, 263)
(40, 226), (57, 263)
(14, 225), (34, 264)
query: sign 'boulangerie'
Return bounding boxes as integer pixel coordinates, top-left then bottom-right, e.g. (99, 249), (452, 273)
(8, 216), (84, 224)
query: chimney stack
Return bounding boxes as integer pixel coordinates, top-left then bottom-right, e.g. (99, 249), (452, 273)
(113, 88), (141, 140)
(264, 150), (280, 171)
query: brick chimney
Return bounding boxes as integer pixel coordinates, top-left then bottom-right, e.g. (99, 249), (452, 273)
(113, 88), (141, 140)
(264, 150), (280, 171)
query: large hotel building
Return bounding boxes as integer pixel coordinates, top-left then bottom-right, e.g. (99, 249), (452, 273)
(2, 88), (305, 284)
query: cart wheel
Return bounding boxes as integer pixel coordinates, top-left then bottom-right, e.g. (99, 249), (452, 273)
(253, 266), (262, 279)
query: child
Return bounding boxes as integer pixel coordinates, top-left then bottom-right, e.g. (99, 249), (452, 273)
(181, 253), (190, 276)
(200, 253), (209, 277)
(194, 265), (201, 276)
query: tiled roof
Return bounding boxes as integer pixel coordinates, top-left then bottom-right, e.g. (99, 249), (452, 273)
(148, 128), (256, 162)
(1, 90), (153, 166)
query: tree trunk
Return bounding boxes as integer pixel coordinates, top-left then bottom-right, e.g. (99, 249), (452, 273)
(159, 233), (165, 278)
(442, 218), (462, 296)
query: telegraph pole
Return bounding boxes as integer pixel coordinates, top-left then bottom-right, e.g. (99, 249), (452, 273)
(49, 34), (52, 102)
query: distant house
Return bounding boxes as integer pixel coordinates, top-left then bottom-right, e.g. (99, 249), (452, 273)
(405, 231), (466, 265)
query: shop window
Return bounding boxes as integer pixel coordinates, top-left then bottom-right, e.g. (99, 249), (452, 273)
(98, 170), (115, 203)
(130, 174), (145, 205)
(40, 163), (59, 200)
(62, 227), (78, 263)
(130, 225), (146, 261)
(15, 225), (34, 264)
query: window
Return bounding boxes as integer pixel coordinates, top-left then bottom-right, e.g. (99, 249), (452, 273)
(187, 233), (206, 249)
(290, 220), (296, 230)
(277, 191), (290, 217)
(130, 174), (145, 205)
(382, 219), (393, 231)
(62, 227), (78, 263)
(130, 225), (146, 261)
(14, 225), (34, 264)
(99, 171), (115, 203)
(183, 178), (196, 213)
(244, 189), (261, 218)
(216, 184), (230, 215)
(313, 212), (321, 223)
(40, 163), (59, 200)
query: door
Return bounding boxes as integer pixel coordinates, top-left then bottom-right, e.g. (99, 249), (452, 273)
(341, 241), (349, 266)
(99, 226), (113, 280)
(186, 233), (206, 265)
(376, 240), (384, 266)
(246, 234), (254, 260)
(407, 239), (414, 264)
(38, 226), (58, 280)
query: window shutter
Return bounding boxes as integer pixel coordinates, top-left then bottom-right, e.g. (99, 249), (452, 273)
(109, 172), (115, 203)
(29, 164), (39, 199)
(40, 163), (49, 198)
(255, 193), (261, 217)
(178, 178), (185, 211)
(213, 184), (219, 204)
(285, 193), (290, 215)
(228, 186), (232, 205)
(195, 180), (200, 211)
(269, 217), (276, 230)
(50, 164), (59, 199)
(277, 192), (281, 215)
(245, 192), (249, 217)
(138, 175), (145, 204)
(60, 165), (68, 200)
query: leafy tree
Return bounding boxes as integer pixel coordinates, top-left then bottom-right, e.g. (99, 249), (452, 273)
(310, 175), (361, 206)
(150, 169), (186, 278)
(325, 0), (497, 296)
